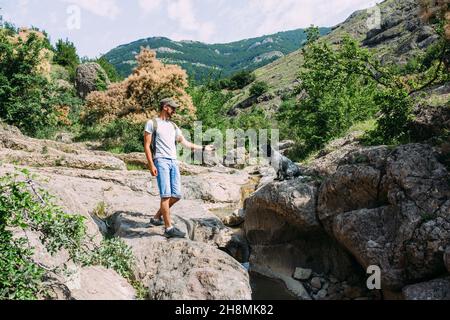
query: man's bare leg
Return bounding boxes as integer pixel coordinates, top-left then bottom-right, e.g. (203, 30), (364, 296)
(158, 197), (180, 228)
(154, 198), (179, 222)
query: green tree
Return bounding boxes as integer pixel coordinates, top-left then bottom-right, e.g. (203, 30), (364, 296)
(0, 29), (59, 137)
(229, 70), (256, 89)
(96, 56), (123, 83)
(305, 25), (321, 44)
(278, 36), (382, 157)
(249, 81), (269, 97)
(53, 38), (80, 79)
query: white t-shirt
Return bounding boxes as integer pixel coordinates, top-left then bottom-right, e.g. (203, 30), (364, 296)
(144, 118), (183, 160)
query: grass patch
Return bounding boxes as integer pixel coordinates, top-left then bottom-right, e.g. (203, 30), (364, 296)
(126, 163), (147, 171)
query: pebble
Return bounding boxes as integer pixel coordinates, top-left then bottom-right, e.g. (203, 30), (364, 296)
(293, 267), (312, 280)
(311, 277), (322, 289)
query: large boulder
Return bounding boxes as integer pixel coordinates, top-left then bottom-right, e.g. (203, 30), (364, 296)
(317, 146), (390, 232)
(245, 178), (321, 239)
(130, 238), (251, 300)
(318, 144), (450, 290)
(307, 131), (366, 176)
(0, 126), (126, 171)
(112, 210), (251, 300)
(182, 171), (249, 204)
(244, 177), (365, 294)
(75, 62), (110, 99)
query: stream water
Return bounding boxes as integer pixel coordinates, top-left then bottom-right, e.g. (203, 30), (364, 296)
(210, 173), (298, 300)
(250, 272), (297, 300)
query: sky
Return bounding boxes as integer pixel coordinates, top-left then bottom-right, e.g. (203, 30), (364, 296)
(1, 0), (380, 58)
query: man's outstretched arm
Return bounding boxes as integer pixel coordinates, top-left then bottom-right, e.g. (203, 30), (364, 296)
(177, 136), (215, 152)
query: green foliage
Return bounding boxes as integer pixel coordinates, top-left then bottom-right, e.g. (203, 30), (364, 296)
(278, 35), (380, 158)
(53, 38), (80, 80)
(0, 170), (143, 300)
(103, 28), (331, 83)
(0, 28), (81, 138)
(76, 119), (144, 154)
(96, 57), (122, 83)
(188, 84), (232, 132)
(226, 70), (256, 90)
(94, 69), (108, 92)
(0, 170), (86, 300)
(0, 34), (56, 136)
(363, 88), (413, 145)
(82, 238), (134, 280)
(249, 81), (269, 97)
(230, 106), (272, 130)
(305, 25), (321, 44)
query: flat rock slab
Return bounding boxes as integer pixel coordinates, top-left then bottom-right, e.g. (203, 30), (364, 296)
(68, 266), (136, 300)
(123, 236), (252, 300)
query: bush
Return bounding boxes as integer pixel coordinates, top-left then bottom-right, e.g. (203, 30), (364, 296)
(249, 81), (269, 97)
(230, 70), (256, 89)
(0, 169), (142, 300)
(53, 39), (80, 80)
(277, 35), (380, 158)
(364, 88), (414, 145)
(83, 48), (195, 126)
(96, 57), (123, 83)
(216, 70), (256, 90)
(77, 119), (144, 154)
(0, 29), (60, 137)
(188, 84), (232, 133)
(0, 169), (86, 299)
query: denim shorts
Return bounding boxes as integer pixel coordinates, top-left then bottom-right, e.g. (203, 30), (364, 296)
(154, 158), (182, 199)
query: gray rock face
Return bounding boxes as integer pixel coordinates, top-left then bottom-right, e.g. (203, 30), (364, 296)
(245, 178), (320, 237)
(409, 104), (450, 142)
(129, 238), (251, 300)
(0, 126), (126, 171)
(182, 171), (249, 204)
(222, 208), (246, 227)
(244, 177), (364, 291)
(402, 278), (450, 300)
(75, 63), (110, 99)
(319, 144), (450, 290)
(361, 0), (438, 62)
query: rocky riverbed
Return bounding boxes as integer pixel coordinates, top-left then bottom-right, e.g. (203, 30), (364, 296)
(1, 120), (450, 300)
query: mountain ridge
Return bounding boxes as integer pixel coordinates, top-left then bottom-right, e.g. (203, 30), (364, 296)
(103, 27), (331, 82)
(226, 0), (440, 117)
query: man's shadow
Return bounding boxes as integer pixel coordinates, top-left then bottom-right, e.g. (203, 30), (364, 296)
(104, 211), (162, 239)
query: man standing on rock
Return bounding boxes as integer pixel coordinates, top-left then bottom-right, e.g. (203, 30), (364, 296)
(144, 98), (214, 238)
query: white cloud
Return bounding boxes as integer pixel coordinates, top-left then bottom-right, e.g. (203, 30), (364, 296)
(244, 0), (377, 35)
(167, 0), (216, 42)
(62, 0), (120, 19)
(138, 0), (163, 13)
(18, 0), (30, 15)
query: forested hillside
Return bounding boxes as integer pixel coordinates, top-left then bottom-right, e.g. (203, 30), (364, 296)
(103, 28), (331, 82)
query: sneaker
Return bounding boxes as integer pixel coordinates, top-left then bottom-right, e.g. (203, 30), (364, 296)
(149, 217), (164, 226)
(164, 226), (186, 239)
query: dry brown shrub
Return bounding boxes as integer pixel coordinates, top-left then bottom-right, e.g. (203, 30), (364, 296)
(55, 105), (72, 126)
(83, 48), (196, 125)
